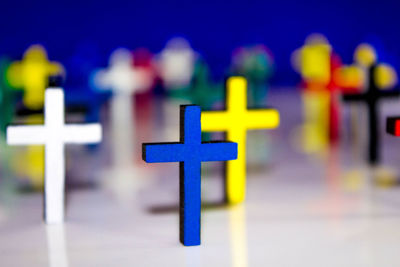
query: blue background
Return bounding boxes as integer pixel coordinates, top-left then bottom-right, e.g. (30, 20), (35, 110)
(1, 0), (399, 85)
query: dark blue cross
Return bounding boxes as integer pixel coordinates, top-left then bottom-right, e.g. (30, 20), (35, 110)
(142, 105), (237, 246)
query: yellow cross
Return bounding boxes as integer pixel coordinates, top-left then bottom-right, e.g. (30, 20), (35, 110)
(201, 77), (280, 204)
(6, 45), (64, 109)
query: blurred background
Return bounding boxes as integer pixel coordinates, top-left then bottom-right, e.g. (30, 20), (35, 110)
(2, 0), (400, 84)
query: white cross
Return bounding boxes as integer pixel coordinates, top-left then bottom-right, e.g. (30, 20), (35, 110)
(158, 37), (197, 89)
(93, 48), (151, 95)
(93, 48), (150, 170)
(7, 88), (102, 224)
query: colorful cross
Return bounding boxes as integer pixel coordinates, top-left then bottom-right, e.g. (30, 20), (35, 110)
(343, 64), (400, 165)
(201, 76), (280, 204)
(6, 45), (64, 110)
(142, 105), (237, 246)
(7, 88), (102, 223)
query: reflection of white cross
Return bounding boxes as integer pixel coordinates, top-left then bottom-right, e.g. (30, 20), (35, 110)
(7, 88), (102, 224)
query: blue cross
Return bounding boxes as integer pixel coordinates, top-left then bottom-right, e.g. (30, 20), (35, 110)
(142, 105), (238, 246)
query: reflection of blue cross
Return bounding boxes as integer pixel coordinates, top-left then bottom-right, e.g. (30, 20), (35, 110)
(142, 105), (237, 246)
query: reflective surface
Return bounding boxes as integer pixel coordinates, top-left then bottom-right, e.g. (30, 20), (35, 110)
(1, 90), (400, 266)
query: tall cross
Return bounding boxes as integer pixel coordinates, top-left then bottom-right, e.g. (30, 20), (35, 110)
(7, 88), (102, 224)
(201, 76), (280, 204)
(343, 64), (400, 165)
(6, 45), (64, 110)
(142, 105), (237, 246)
(93, 48), (150, 169)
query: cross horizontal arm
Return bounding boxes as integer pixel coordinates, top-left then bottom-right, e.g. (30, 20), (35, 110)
(142, 143), (186, 163)
(245, 109), (280, 129)
(63, 124), (102, 144)
(7, 125), (47, 145)
(201, 112), (231, 131)
(199, 142), (237, 162)
(342, 93), (367, 102)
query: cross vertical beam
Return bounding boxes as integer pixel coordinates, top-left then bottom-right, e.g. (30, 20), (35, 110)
(45, 89), (66, 223)
(142, 105), (237, 246)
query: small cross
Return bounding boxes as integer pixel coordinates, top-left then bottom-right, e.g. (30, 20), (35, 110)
(7, 88), (102, 224)
(142, 105), (237, 246)
(343, 64), (400, 165)
(6, 45), (64, 110)
(201, 76), (280, 204)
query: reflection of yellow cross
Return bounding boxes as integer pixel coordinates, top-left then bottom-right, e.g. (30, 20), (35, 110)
(11, 115), (44, 189)
(292, 36), (332, 153)
(201, 77), (280, 204)
(300, 90), (330, 153)
(6, 45), (64, 109)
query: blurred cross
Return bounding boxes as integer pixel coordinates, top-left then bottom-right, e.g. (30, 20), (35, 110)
(6, 45), (64, 110)
(201, 77), (280, 204)
(93, 48), (151, 169)
(343, 64), (400, 165)
(7, 88), (102, 224)
(143, 105), (237, 246)
(158, 37), (196, 92)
